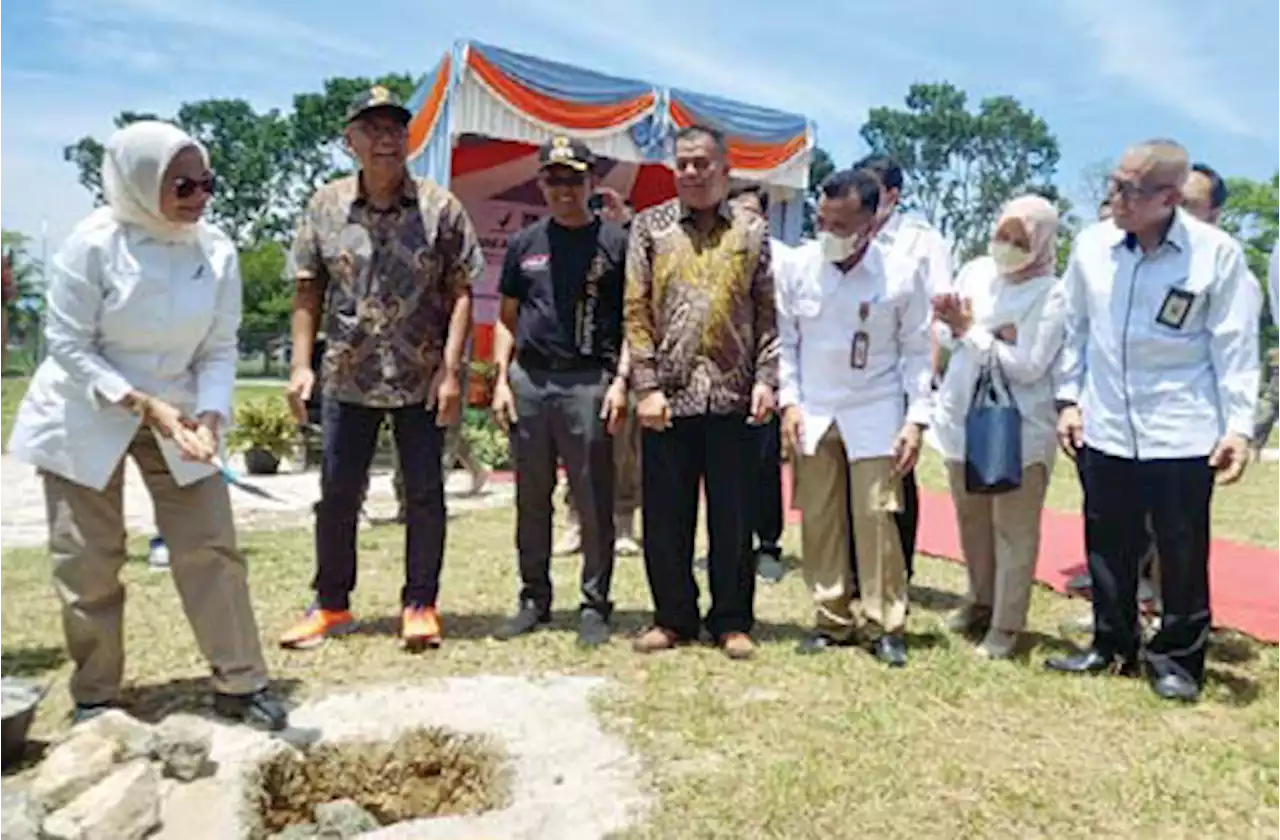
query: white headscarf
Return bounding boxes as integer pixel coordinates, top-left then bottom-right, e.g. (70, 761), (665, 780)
(99, 120), (210, 243)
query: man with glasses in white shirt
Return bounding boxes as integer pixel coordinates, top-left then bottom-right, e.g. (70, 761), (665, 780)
(778, 168), (933, 666)
(1047, 139), (1260, 703)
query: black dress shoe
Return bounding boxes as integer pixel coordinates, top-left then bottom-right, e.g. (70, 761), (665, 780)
(756, 550), (785, 583)
(494, 606), (551, 641)
(577, 610), (612, 648)
(796, 633), (850, 655)
(1149, 672), (1200, 703)
(873, 635), (907, 668)
(214, 689), (289, 731)
(1045, 649), (1138, 676)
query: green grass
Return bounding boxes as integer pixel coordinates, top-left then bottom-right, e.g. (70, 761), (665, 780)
(2, 507), (1277, 838)
(3, 373), (1277, 836)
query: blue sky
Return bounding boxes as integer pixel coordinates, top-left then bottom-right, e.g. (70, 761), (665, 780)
(2, 0), (1277, 244)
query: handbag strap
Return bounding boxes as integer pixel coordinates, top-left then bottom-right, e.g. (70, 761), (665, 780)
(970, 349), (1021, 410)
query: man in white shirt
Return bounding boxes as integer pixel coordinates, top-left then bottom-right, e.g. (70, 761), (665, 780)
(778, 169), (933, 666)
(1048, 139), (1260, 703)
(1252, 244), (1279, 453)
(853, 155), (954, 584)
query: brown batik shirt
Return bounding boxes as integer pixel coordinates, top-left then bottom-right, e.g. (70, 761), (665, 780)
(292, 174), (482, 408)
(624, 198), (779, 417)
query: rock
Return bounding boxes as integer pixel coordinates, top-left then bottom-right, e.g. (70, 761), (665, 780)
(42, 759), (161, 840)
(313, 798), (379, 838)
(76, 709), (155, 760)
(152, 714), (212, 781)
(272, 823), (319, 839)
(30, 730), (119, 809)
(1, 790), (41, 840)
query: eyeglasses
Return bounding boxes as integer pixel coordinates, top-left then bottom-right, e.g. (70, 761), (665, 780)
(174, 173), (216, 199)
(1107, 177), (1176, 202)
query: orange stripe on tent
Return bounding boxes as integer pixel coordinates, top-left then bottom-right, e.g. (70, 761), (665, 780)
(669, 100), (807, 173)
(407, 54), (452, 159)
(468, 49), (655, 131)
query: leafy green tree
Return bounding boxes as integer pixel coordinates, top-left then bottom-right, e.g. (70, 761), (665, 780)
(800, 146), (835, 238)
(859, 82), (1061, 262)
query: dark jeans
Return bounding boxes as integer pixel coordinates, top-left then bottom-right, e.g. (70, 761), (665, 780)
(750, 416), (783, 557)
(510, 363), (615, 616)
(313, 400), (446, 611)
(849, 468), (918, 592)
(1081, 447), (1213, 683)
(642, 414), (755, 639)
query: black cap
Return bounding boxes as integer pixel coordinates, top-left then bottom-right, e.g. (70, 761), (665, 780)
(538, 135), (595, 172)
(345, 85), (412, 125)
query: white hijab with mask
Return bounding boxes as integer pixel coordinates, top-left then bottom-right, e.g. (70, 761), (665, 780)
(95, 120), (210, 244)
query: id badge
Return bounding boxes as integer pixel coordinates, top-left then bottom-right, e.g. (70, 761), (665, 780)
(1156, 287), (1195, 330)
(850, 331), (870, 370)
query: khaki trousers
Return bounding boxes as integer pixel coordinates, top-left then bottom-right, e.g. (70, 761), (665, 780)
(945, 461), (1049, 632)
(44, 429), (269, 705)
(795, 426), (908, 638)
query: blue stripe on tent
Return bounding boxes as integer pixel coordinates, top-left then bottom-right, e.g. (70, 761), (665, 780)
(472, 41), (654, 105)
(671, 87), (807, 144)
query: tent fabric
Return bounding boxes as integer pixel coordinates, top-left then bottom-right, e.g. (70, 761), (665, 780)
(406, 39), (813, 181)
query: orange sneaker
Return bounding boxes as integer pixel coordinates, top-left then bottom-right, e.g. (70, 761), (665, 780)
(279, 606), (355, 650)
(402, 606), (442, 651)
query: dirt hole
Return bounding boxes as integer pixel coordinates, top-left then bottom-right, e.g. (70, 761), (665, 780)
(246, 726), (510, 838)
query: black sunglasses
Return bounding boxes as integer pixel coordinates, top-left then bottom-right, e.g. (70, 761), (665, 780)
(174, 173), (216, 199)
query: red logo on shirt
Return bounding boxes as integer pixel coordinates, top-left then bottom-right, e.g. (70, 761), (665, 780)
(521, 254), (550, 272)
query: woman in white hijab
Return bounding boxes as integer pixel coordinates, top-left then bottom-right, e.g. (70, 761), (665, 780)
(8, 121), (287, 730)
(929, 194), (1065, 660)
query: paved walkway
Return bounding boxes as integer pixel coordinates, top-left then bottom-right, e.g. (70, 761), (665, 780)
(0, 455), (513, 550)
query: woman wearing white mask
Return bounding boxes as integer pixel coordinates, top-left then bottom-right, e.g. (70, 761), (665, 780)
(930, 195), (1065, 659)
(7, 121), (287, 730)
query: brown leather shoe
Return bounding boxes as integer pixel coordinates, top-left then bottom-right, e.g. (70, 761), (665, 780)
(720, 632), (755, 660)
(632, 626), (681, 654)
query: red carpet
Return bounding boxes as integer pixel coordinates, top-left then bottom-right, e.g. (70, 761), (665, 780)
(487, 468), (1278, 643)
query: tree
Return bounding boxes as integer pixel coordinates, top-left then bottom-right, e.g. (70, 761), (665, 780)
(1219, 173), (1279, 339)
(801, 146), (835, 238)
(1078, 158), (1113, 215)
(2, 230), (46, 371)
(238, 240), (295, 374)
(859, 82), (1061, 263)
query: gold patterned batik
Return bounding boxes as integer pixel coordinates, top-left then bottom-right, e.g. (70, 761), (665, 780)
(292, 175), (483, 408)
(624, 199), (778, 417)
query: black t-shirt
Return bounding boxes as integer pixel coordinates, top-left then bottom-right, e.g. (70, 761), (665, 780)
(499, 217), (628, 371)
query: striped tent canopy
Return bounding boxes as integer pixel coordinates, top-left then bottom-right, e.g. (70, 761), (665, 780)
(406, 40), (815, 233)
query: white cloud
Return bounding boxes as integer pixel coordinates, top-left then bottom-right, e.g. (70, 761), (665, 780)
(1061, 0), (1261, 139)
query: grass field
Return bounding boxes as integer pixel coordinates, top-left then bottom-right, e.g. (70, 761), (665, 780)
(2, 374), (1277, 837)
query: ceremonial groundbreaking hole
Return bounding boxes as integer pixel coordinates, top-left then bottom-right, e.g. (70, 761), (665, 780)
(247, 727), (510, 838)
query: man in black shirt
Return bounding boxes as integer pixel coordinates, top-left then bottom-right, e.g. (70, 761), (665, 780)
(490, 136), (629, 646)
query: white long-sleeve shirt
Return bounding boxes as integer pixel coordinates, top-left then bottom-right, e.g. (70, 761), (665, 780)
(777, 239), (933, 459)
(877, 212), (953, 295)
(932, 257), (1066, 468)
(7, 213), (242, 491)
(1268, 244), (1279, 324)
(1056, 210), (1261, 460)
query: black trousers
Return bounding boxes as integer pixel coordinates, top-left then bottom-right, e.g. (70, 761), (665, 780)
(314, 400), (446, 610)
(509, 363), (615, 617)
(642, 414), (755, 639)
(849, 468), (918, 591)
(750, 416), (783, 556)
(1081, 447), (1213, 683)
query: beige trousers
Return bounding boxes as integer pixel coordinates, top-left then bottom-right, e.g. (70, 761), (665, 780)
(795, 426), (908, 638)
(945, 461), (1049, 632)
(45, 429), (269, 705)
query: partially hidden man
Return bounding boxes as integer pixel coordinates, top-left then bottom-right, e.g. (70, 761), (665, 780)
(280, 86), (482, 652)
(627, 124), (779, 661)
